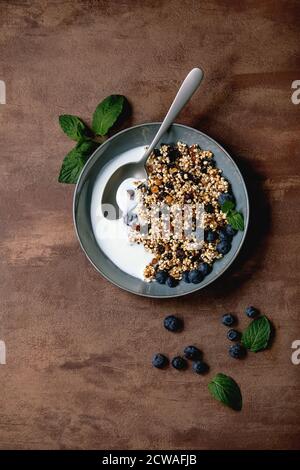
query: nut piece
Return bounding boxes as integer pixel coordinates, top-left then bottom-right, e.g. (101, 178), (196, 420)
(151, 185), (159, 193)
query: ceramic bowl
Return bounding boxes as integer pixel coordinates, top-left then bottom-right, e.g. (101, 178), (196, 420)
(73, 123), (249, 298)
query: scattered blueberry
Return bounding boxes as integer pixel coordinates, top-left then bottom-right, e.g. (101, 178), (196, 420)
(225, 224), (237, 237)
(216, 240), (231, 255)
(218, 192), (234, 206)
(222, 314), (236, 327)
(205, 230), (218, 243)
(152, 353), (169, 369)
(166, 276), (179, 288)
(182, 271), (191, 283)
(227, 329), (241, 341)
(171, 356), (187, 370)
(164, 315), (183, 332)
(245, 306), (259, 318)
(229, 343), (246, 359)
(198, 262), (212, 276)
(188, 270), (204, 284)
(192, 361), (209, 374)
(184, 345), (202, 360)
(155, 270), (168, 284)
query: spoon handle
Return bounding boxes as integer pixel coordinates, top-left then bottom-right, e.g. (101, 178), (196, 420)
(144, 67), (204, 159)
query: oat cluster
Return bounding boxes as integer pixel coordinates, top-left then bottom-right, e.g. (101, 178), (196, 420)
(129, 142), (230, 282)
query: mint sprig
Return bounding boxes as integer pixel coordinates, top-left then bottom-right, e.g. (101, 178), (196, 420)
(58, 95), (127, 184)
(58, 141), (98, 184)
(208, 373), (242, 411)
(220, 200), (235, 214)
(242, 315), (271, 352)
(227, 211), (244, 231)
(221, 200), (244, 231)
(59, 115), (90, 142)
(92, 95), (125, 136)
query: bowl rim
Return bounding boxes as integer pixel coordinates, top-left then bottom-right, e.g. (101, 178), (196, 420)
(73, 122), (250, 298)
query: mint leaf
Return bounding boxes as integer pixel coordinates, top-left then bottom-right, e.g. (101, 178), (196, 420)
(92, 95), (125, 136)
(227, 210), (244, 231)
(208, 373), (242, 411)
(59, 115), (90, 141)
(242, 315), (271, 352)
(58, 140), (97, 184)
(221, 200), (235, 214)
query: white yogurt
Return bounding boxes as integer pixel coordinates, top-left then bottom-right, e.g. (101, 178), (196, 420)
(90, 146), (153, 280)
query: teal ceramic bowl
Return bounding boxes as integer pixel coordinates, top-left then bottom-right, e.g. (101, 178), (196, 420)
(73, 123), (249, 298)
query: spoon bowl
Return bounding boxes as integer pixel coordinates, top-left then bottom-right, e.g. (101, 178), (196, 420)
(102, 161), (147, 219)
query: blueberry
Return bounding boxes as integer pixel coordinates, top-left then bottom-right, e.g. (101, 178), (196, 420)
(205, 230), (217, 243)
(204, 203), (214, 214)
(229, 343), (246, 359)
(188, 270), (204, 284)
(166, 276), (178, 288)
(155, 270), (168, 284)
(152, 353), (169, 369)
(168, 147), (181, 162)
(245, 306), (259, 318)
(218, 228), (232, 242)
(218, 192), (234, 206)
(164, 315), (183, 332)
(192, 361), (209, 374)
(222, 314), (236, 327)
(227, 329), (241, 341)
(198, 262), (212, 276)
(153, 148), (161, 157)
(171, 356), (187, 370)
(184, 345), (202, 360)
(225, 224), (237, 237)
(216, 240), (231, 255)
(182, 271), (191, 283)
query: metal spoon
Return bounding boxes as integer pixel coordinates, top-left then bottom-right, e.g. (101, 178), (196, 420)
(102, 67), (204, 218)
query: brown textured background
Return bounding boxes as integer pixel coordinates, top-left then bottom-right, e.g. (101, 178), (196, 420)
(0, 0), (300, 450)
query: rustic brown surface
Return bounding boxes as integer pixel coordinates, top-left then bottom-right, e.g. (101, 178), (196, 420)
(0, 0), (300, 450)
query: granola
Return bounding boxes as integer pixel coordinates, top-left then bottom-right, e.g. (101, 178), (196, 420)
(127, 142), (236, 286)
